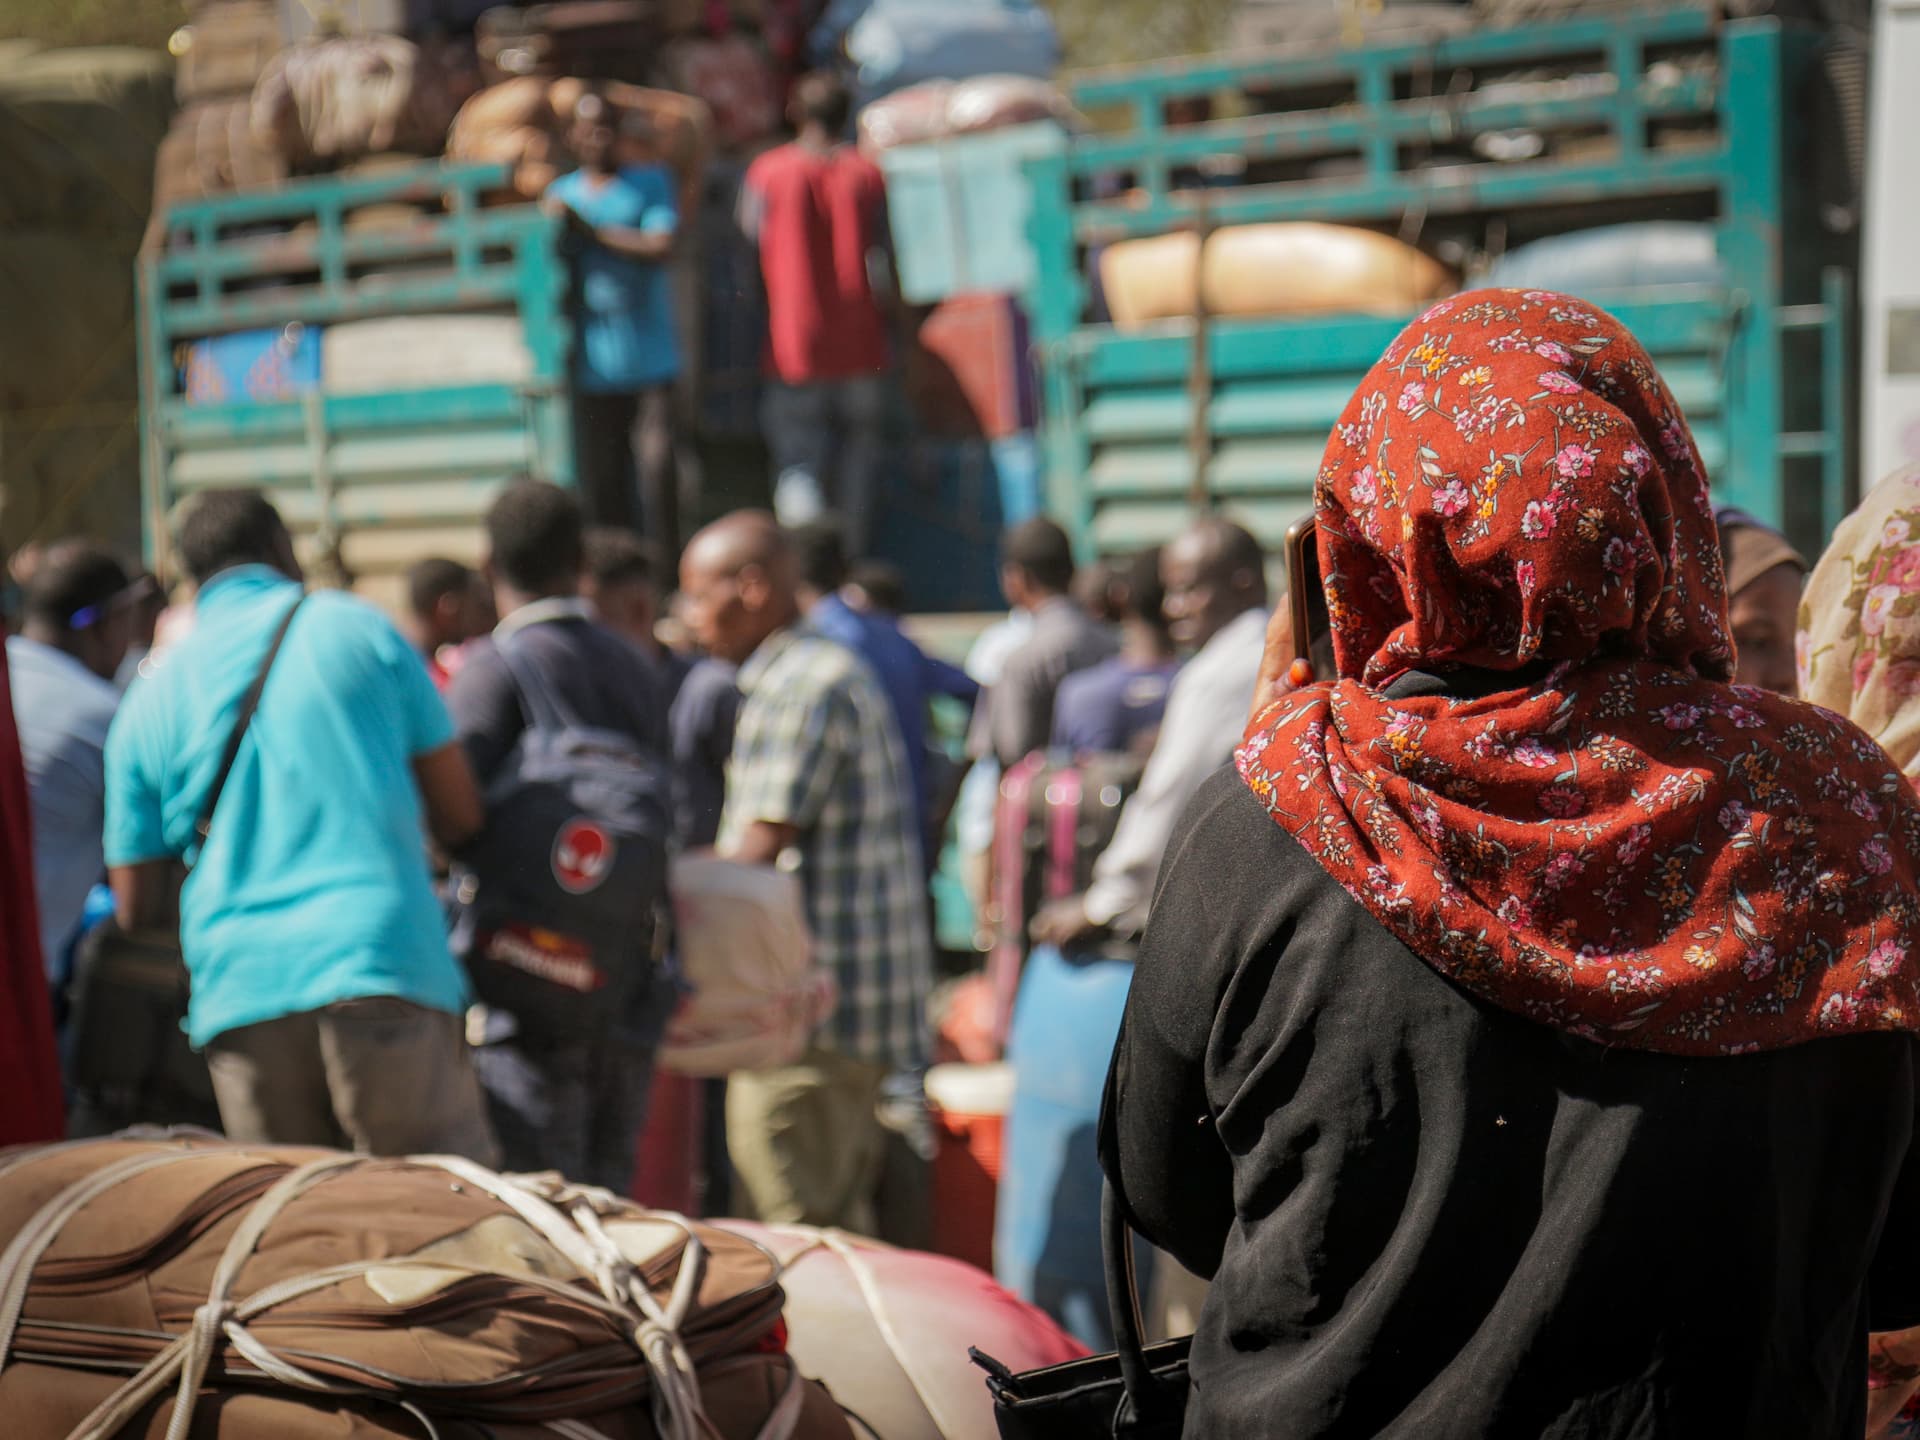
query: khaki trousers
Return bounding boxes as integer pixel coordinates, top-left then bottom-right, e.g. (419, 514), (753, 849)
(726, 1045), (889, 1234)
(205, 996), (498, 1164)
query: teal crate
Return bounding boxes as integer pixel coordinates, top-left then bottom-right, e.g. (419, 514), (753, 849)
(881, 121), (1068, 305)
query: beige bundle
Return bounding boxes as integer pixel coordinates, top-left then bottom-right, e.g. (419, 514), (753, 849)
(447, 76), (713, 212)
(1100, 222), (1457, 329)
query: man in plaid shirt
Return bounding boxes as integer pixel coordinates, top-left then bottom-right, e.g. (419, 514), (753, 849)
(679, 512), (933, 1232)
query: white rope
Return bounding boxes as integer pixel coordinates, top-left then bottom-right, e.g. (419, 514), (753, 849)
(0, 1149), (209, 1369)
(775, 1225), (971, 1440)
(569, 1202), (715, 1440)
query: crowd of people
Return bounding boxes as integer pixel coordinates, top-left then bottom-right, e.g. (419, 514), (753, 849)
(0, 462), (1274, 1244)
(550, 67), (895, 564)
(16, 281), (1920, 1432)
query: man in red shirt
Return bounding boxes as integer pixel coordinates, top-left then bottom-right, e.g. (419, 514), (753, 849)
(740, 72), (893, 555)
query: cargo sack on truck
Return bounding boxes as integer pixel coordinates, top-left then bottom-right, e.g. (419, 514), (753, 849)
(1100, 222), (1458, 329)
(171, 0), (281, 105)
(251, 35), (471, 168)
(477, 1), (664, 84)
(0, 1134), (857, 1439)
(448, 74), (713, 211)
(857, 74), (1084, 154)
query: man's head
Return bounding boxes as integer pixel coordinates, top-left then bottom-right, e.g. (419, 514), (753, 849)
(484, 480), (585, 610)
(569, 89), (618, 173)
(790, 71), (852, 138)
(1162, 517), (1266, 651)
(405, 556), (478, 654)
(170, 488), (301, 587)
(845, 560), (905, 617)
(1716, 507), (1806, 695)
(788, 519), (849, 605)
(678, 511), (800, 664)
(1072, 558), (1126, 625)
(1120, 546), (1171, 636)
(20, 540), (134, 680)
(127, 571), (166, 652)
(999, 517), (1076, 612)
(582, 526), (665, 652)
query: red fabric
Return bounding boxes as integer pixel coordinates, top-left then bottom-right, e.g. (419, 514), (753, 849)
(1236, 288), (1920, 1054)
(744, 142), (890, 383)
(0, 646), (65, 1142)
(629, 1068), (700, 1215)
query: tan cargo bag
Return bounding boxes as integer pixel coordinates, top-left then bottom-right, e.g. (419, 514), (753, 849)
(0, 1134), (856, 1440)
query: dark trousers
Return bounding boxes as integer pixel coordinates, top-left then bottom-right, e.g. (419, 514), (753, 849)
(761, 374), (888, 557)
(469, 968), (678, 1194)
(575, 386), (684, 560)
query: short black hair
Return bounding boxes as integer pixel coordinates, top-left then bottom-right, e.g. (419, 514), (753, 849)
(1122, 546), (1169, 627)
(583, 526), (659, 591)
(1193, 517), (1266, 590)
(789, 520), (849, 594)
(405, 556), (473, 620)
(1002, 517), (1075, 595)
(22, 540), (130, 632)
(485, 480), (584, 593)
(171, 489), (289, 586)
(794, 71), (852, 133)
(848, 559), (905, 614)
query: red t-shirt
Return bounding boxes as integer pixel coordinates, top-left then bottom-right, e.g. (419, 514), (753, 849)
(742, 142), (890, 383)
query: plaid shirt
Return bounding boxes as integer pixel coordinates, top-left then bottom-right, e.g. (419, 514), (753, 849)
(719, 625), (932, 1069)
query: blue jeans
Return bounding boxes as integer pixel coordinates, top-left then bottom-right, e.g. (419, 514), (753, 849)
(470, 965), (678, 1194)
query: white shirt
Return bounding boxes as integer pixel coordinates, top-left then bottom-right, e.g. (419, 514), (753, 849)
(8, 635), (122, 978)
(1083, 607), (1269, 933)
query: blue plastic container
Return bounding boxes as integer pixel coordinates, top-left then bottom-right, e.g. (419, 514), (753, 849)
(994, 942), (1139, 1348)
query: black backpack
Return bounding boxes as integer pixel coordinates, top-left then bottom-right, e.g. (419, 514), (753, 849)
(451, 635), (672, 1044)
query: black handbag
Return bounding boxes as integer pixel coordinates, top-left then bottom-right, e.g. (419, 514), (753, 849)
(66, 595), (305, 1135)
(972, 1184), (1193, 1438)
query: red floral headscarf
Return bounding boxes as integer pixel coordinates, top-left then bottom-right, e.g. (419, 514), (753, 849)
(1236, 288), (1920, 1053)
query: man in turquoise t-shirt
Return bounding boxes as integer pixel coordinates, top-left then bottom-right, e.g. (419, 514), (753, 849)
(104, 490), (496, 1159)
(545, 91), (685, 558)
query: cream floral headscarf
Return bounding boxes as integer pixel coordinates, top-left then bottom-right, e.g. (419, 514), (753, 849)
(1799, 465), (1920, 772)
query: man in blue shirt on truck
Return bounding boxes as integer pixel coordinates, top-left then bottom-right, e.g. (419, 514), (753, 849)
(546, 90), (685, 560)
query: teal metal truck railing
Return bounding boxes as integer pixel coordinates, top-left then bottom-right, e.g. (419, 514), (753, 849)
(1024, 11), (1852, 561)
(137, 162), (572, 599)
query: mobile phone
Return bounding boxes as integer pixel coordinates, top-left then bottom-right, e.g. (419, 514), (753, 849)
(1285, 513), (1334, 676)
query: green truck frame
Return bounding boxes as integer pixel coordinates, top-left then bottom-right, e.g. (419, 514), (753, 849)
(137, 163), (571, 603)
(1023, 9), (1852, 562)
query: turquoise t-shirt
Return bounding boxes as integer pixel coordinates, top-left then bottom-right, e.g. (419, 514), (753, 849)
(104, 566), (466, 1047)
(547, 163), (681, 393)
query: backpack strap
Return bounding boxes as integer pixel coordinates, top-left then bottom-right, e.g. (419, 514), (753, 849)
(496, 628), (591, 737)
(195, 593), (305, 845)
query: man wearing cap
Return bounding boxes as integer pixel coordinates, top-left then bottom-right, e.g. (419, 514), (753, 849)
(6, 540), (136, 988)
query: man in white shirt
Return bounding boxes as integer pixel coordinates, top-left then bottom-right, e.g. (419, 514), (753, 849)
(1032, 518), (1270, 945)
(7, 542), (135, 984)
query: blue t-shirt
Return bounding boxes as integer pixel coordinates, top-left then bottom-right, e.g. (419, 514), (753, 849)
(104, 567), (466, 1047)
(548, 164), (681, 393)
(1050, 655), (1181, 756)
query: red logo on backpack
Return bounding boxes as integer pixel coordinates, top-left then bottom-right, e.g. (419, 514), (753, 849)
(552, 818), (615, 894)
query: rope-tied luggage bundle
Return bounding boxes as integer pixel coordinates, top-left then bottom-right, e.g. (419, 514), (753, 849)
(0, 1134), (854, 1440)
